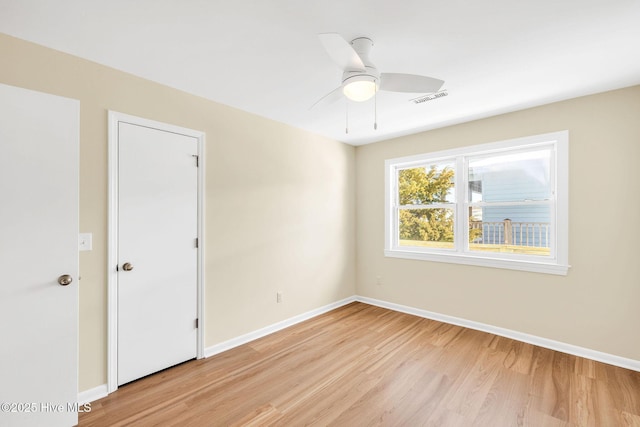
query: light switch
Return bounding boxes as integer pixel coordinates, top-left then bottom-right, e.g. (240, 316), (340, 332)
(79, 233), (92, 251)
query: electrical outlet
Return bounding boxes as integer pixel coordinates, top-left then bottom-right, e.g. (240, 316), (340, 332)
(376, 276), (382, 286)
(276, 292), (283, 303)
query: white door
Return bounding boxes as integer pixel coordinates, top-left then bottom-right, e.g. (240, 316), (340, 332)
(0, 84), (79, 426)
(117, 121), (198, 385)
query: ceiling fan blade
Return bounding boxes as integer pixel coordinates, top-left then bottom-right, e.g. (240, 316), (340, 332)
(318, 33), (366, 72)
(309, 85), (344, 110)
(379, 73), (444, 93)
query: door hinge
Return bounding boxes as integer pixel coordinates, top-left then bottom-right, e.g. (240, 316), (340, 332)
(195, 318), (199, 328)
(192, 154), (199, 167)
(195, 237), (199, 248)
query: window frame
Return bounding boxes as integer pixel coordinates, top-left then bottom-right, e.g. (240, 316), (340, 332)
(384, 131), (569, 275)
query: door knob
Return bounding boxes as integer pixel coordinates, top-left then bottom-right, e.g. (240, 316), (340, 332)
(58, 274), (73, 286)
(122, 263), (134, 271)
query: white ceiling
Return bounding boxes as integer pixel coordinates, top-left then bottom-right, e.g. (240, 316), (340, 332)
(1, 0), (639, 145)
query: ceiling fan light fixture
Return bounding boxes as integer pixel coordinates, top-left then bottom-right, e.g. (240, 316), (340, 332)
(343, 77), (378, 102)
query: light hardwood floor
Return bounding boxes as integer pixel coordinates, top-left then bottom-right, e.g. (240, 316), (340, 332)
(80, 302), (640, 426)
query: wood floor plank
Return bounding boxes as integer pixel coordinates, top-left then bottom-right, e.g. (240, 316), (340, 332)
(621, 411), (640, 427)
(470, 365), (531, 427)
(79, 302), (640, 426)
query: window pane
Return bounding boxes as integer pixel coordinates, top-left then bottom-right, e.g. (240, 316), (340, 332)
(468, 148), (551, 202)
(469, 205), (551, 256)
(399, 208), (454, 249)
(398, 161), (455, 205)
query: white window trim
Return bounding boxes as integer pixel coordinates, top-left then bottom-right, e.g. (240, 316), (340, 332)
(384, 131), (569, 275)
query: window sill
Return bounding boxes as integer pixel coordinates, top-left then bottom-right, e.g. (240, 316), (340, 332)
(384, 249), (570, 275)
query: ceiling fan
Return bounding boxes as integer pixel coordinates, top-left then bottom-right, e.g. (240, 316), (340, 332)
(312, 33), (445, 109)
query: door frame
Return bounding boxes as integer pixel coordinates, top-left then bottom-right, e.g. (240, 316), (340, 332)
(107, 111), (205, 393)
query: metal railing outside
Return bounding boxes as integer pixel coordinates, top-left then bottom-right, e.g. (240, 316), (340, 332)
(470, 220), (550, 247)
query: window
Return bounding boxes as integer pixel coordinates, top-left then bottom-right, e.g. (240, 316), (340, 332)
(385, 131), (569, 275)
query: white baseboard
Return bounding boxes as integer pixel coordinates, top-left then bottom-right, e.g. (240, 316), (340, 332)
(78, 383), (108, 404)
(355, 295), (640, 372)
(204, 296), (357, 358)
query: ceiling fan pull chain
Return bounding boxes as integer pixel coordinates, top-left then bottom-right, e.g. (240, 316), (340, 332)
(374, 90), (378, 130)
(345, 101), (349, 134)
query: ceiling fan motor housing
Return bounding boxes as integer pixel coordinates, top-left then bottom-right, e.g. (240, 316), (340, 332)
(342, 37), (380, 87)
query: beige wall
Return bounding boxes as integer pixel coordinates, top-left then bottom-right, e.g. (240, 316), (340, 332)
(0, 33), (356, 392)
(355, 85), (640, 361)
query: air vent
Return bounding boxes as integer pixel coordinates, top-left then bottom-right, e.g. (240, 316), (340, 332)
(411, 90), (448, 104)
